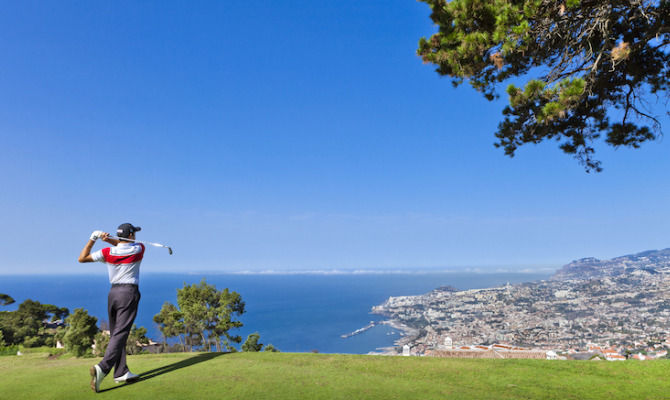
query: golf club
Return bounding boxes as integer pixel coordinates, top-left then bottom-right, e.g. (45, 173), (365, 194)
(108, 235), (174, 255)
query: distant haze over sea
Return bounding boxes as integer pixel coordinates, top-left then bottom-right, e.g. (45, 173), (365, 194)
(0, 265), (560, 276)
(197, 265), (560, 275)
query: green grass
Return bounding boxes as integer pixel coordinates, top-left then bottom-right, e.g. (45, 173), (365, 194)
(1, 351), (669, 399)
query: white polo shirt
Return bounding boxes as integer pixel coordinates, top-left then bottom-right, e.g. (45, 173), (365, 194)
(91, 242), (145, 285)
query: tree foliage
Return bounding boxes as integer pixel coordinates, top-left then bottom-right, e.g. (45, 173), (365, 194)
(153, 302), (184, 347)
(126, 324), (150, 355)
(154, 279), (245, 352)
(0, 299), (69, 347)
(177, 280), (213, 351)
(263, 343), (279, 352)
(0, 293), (15, 306)
(93, 331), (109, 357)
(63, 308), (98, 357)
(209, 285), (245, 352)
(242, 332), (263, 352)
(417, 0), (670, 171)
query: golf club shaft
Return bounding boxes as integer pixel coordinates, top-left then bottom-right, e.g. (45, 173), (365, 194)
(107, 235), (173, 255)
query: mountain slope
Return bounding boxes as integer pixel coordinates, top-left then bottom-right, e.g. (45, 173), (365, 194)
(552, 248), (670, 280)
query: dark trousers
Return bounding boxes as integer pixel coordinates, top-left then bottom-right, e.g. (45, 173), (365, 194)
(99, 285), (140, 378)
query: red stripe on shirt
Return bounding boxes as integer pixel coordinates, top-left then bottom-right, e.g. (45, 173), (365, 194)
(102, 247), (144, 264)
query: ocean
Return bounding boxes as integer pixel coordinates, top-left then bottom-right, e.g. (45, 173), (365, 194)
(1, 272), (550, 354)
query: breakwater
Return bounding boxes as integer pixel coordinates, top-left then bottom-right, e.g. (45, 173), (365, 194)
(341, 321), (377, 339)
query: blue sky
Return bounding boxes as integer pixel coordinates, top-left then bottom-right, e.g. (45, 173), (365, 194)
(1, 1), (668, 274)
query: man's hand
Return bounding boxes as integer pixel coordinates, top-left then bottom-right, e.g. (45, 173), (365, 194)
(89, 230), (104, 242)
(100, 232), (120, 246)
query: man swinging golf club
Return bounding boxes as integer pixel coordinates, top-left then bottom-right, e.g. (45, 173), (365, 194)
(78, 223), (144, 392)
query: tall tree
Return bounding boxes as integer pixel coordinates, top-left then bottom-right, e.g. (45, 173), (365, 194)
(177, 280), (213, 351)
(153, 302), (184, 348)
(417, 0), (670, 171)
(13, 300), (48, 344)
(174, 279), (245, 352)
(210, 287), (245, 352)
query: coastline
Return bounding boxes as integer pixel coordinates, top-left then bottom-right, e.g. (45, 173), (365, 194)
(365, 320), (420, 355)
(1, 272), (551, 354)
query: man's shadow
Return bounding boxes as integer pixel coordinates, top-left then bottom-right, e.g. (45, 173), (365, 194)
(99, 352), (226, 393)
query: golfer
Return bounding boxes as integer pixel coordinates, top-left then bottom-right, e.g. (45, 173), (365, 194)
(78, 223), (144, 392)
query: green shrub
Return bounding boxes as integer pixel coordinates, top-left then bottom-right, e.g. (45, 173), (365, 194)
(93, 331), (109, 357)
(48, 348), (67, 357)
(126, 325), (149, 355)
(22, 336), (44, 348)
(0, 345), (19, 356)
(263, 344), (279, 352)
(242, 332), (263, 352)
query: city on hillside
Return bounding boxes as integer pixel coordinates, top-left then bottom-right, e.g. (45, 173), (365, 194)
(372, 248), (670, 361)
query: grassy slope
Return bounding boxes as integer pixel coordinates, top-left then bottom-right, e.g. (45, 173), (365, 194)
(1, 352), (669, 400)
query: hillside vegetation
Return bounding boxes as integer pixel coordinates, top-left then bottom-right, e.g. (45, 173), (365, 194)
(1, 351), (668, 399)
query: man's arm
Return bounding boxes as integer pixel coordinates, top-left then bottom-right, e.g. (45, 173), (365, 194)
(78, 230), (109, 263)
(78, 239), (96, 263)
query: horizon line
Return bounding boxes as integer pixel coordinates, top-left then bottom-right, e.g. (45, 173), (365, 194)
(0, 266), (559, 276)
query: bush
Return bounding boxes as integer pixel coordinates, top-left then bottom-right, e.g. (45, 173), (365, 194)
(47, 348), (67, 357)
(93, 331), (109, 357)
(22, 336), (43, 348)
(43, 335), (55, 347)
(0, 345), (19, 356)
(263, 343), (279, 352)
(242, 332), (263, 352)
(164, 343), (187, 353)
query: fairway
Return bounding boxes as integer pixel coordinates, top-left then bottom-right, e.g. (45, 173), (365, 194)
(1, 352), (669, 399)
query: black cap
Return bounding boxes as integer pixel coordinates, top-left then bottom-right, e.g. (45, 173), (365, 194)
(117, 223), (141, 238)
